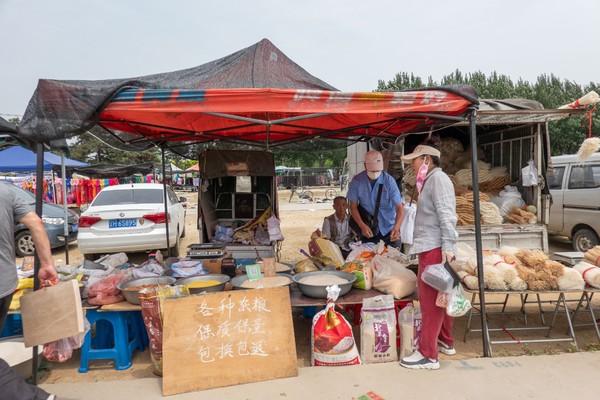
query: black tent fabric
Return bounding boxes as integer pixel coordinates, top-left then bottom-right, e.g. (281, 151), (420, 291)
(62, 162), (155, 178)
(18, 39), (337, 144)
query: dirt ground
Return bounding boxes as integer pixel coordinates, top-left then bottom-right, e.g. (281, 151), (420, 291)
(23, 189), (600, 384)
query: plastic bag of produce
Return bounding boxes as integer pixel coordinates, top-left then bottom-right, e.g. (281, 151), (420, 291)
(87, 273), (126, 305)
(342, 261), (373, 290)
(170, 260), (205, 278)
(360, 295), (398, 363)
(446, 285), (471, 317)
(139, 285), (190, 376)
(420, 262), (457, 293)
(311, 285), (361, 366)
(371, 255), (417, 299)
(42, 319), (90, 363)
(521, 160), (539, 187)
(398, 303), (421, 359)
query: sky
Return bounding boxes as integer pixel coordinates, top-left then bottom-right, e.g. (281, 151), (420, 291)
(1, 0), (599, 117)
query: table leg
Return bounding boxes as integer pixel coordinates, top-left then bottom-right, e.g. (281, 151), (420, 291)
(536, 294), (546, 325)
(520, 294), (529, 326)
(561, 293), (579, 350)
(546, 293), (562, 337)
(501, 294), (510, 313)
(463, 292), (477, 342)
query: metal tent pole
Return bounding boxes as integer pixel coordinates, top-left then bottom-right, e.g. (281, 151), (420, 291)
(32, 142), (44, 384)
(61, 155), (69, 264)
(469, 107), (491, 357)
(161, 146), (171, 256)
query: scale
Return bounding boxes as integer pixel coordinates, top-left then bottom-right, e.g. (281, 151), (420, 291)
(186, 243), (226, 259)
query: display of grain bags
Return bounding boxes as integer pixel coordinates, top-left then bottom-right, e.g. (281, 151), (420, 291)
(360, 295), (397, 364)
(398, 303), (421, 359)
(371, 255), (417, 299)
(311, 286), (361, 366)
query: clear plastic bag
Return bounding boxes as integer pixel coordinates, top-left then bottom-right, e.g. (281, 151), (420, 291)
(400, 203), (416, 245)
(521, 160), (539, 187)
(87, 272), (126, 305)
(421, 263), (455, 293)
(42, 319), (90, 363)
(446, 285), (472, 317)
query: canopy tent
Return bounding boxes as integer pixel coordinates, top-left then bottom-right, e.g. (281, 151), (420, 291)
(17, 39), (337, 148)
(170, 163), (183, 172)
(185, 163), (199, 173)
(15, 39), (495, 370)
(0, 145), (87, 172)
(63, 162), (154, 178)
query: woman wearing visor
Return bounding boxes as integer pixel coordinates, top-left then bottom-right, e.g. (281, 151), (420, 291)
(399, 138), (458, 370)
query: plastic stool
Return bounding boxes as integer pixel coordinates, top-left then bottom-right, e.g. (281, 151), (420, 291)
(0, 314), (23, 338)
(79, 310), (144, 373)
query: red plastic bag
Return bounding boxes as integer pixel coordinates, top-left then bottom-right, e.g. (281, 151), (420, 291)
(87, 273), (126, 305)
(311, 286), (361, 366)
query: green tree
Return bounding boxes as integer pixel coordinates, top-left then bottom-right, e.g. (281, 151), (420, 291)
(377, 70), (599, 155)
(69, 133), (159, 164)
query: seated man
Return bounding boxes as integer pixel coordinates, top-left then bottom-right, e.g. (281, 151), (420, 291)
(318, 196), (354, 258)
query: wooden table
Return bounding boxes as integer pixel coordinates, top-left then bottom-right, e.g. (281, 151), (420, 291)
(99, 301), (142, 312)
(290, 286), (413, 307)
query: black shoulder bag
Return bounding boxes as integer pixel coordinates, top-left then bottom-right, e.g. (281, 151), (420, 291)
(350, 183), (384, 237)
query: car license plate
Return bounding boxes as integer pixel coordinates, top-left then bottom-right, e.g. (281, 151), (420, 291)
(109, 218), (137, 229)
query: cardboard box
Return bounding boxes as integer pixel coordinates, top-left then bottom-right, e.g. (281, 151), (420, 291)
(202, 258), (222, 274)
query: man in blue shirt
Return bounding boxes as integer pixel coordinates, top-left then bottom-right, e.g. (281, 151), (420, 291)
(347, 151), (404, 245)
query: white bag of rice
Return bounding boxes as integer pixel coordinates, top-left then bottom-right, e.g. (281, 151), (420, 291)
(360, 295), (398, 364)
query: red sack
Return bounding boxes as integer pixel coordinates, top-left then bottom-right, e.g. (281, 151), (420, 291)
(311, 286), (361, 366)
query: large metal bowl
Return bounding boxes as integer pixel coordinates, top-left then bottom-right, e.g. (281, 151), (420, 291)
(117, 276), (176, 305)
(240, 262), (293, 274)
(231, 274), (294, 290)
(293, 271), (356, 299)
(176, 274), (230, 294)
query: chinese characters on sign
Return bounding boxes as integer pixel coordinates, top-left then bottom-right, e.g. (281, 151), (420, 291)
(193, 294), (272, 363)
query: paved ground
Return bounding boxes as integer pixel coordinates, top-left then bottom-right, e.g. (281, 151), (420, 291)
(42, 351), (600, 399)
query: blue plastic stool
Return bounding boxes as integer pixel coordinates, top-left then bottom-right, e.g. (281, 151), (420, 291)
(0, 314), (23, 338)
(79, 310), (145, 373)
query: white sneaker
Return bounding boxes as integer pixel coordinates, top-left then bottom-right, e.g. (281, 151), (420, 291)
(400, 350), (440, 370)
(437, 340), (456, 355)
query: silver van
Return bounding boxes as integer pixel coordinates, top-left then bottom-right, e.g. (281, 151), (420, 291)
(548, 152), (600, 251)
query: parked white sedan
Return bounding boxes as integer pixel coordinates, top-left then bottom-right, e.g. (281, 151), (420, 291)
(77, 183), (186, 257)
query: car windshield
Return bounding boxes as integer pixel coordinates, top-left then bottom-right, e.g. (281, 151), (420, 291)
(92, 189), (164, 206)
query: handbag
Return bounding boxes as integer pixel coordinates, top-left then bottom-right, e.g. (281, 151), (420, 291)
(350, 183), (384, 237)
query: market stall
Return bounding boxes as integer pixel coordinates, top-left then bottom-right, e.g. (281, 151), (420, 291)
(15, 39), (496, 391)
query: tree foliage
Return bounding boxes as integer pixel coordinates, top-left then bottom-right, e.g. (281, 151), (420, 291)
(378, 70), (599, 155)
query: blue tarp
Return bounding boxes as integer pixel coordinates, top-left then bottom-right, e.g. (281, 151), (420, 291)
(0, 145), (87, 172)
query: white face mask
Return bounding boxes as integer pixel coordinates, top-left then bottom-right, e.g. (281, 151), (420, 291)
(367, 170), (382, 180)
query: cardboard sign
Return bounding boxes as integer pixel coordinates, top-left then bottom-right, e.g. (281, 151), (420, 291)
(162, 287), (297, 396)
(20, 280), (84, 347)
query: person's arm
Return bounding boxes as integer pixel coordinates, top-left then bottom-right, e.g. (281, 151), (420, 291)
(350, 201), (373, 238)
(388, 176), (404, 241)
(321, 218), (331, 239)
(19, 212), (57, 282)
(430, 175), (458, 261)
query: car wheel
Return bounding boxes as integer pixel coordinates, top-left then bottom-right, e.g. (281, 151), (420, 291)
(15, 231), (35, 257)
(572, 228), (599, 252)
(171, 227), (181, 257)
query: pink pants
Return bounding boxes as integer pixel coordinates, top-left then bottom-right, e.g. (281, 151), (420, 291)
(417, 247), (454, 360)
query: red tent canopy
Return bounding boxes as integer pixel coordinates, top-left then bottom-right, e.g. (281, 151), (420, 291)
(99, 87), (477, 147)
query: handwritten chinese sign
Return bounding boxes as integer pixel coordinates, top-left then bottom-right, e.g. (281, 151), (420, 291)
(162, 286), (297, 395)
